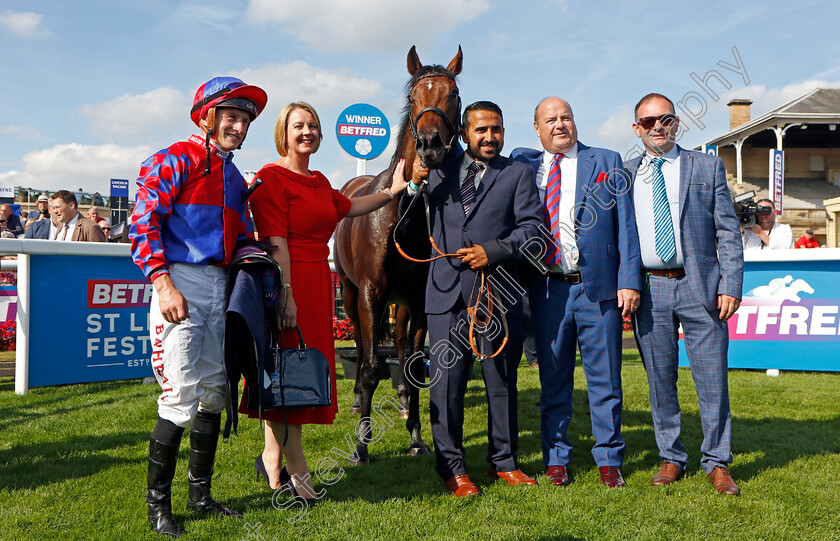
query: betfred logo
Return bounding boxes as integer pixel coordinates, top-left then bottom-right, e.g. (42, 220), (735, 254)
(87, 280), (152, 308)
(730, 275), (840, 341)
(337, 124), (387, 137)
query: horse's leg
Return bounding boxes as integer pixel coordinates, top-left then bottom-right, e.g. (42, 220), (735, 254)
(393, 305), (410, 418)
(351, 285), (382, 466)
(341, 278), (362, 414)
(404, 304), (430, 456)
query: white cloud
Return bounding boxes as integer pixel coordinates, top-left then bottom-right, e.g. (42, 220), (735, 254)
(78, 87), (189, 142)
(246, 0), (489, 51)
(158, 4), (240, 32)
(591, 105), (636, 153)
(0, 10), (49, 38)
(0, 143), (152, 194)
(232, 61), (385, 110)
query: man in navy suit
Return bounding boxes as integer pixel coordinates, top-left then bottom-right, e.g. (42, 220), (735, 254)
(24, 217), (52, 239)
(627, 93), (743, 495)
(406, 101), (543, 497)
(512, 97), (642, 488)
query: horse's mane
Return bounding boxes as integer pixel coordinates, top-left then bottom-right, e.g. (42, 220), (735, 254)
(391, 64), (458, 166)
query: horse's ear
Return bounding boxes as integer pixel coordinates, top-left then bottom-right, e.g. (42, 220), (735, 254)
(407, 45), (422, 76)
(446, 45), (463, 76)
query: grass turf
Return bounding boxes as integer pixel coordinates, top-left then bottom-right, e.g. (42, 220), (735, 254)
(0, 351), (838, 540)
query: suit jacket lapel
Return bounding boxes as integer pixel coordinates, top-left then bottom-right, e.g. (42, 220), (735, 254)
(574, 143), (595, 223)
(678, 145), (691, 222)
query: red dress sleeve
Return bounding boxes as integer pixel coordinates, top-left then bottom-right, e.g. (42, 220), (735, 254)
(332, 188), (352, 221)
(251, 166), (289, 238)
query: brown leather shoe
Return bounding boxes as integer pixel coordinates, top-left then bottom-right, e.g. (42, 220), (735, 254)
(652, 460), (685, 486)
(489, 466), (538, 486)
(598, 466), (625, 488)
(545, 465), (570, 486)
(443, 474), (481, 498)
(707, 466), (740, 496)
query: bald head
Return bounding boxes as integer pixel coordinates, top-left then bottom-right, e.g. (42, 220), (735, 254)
(533, 96), (578, 154)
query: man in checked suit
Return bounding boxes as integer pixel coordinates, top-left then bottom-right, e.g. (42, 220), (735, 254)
(406, 101), (543, 497)
(512, 97), (642, 488)
(627, 93), (743, 495)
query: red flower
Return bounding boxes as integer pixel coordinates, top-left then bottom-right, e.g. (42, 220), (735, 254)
(332, 317), (355, 340)
(0, 320), (15, 351)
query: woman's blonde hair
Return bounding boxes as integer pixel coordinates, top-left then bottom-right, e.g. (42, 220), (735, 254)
(274, 101), (323, 157)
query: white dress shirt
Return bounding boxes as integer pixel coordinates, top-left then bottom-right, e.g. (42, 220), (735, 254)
(742, 221), (794, 250)
(536, 142), (579, 272)
(49, 213), (79, 241)
(633, 146), (685, 269)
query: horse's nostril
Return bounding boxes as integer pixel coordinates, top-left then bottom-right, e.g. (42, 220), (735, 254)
(430, 132), (443, 148)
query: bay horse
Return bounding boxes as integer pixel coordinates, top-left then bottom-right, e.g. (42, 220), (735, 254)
(334, 46), (463, 464)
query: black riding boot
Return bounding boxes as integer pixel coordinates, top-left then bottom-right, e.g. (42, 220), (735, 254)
(186, 411), (243, 518)
(147, 418), (186, 538)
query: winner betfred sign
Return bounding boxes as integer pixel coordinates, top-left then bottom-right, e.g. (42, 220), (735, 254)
(335, 103), (390, 160)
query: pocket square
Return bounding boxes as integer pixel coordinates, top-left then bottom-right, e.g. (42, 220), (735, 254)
(596, 172), (608, 183)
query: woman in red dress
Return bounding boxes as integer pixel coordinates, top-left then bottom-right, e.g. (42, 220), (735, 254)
(242, 101), (410, 499)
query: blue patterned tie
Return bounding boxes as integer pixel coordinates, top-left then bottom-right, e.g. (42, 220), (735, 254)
(651, 157), (676, 263)
(461, 161), (483, 214)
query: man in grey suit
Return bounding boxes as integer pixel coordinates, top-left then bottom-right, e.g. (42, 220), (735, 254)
(406, 101), (543, 497)
(627, 93), (743, 495)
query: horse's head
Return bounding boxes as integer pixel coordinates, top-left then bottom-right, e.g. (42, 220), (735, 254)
(405, 46), (463, 169)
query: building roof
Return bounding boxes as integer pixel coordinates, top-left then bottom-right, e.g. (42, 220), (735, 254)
(700, 88), (840, 148)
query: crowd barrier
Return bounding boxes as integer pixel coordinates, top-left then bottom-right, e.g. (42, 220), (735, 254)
(2, 241), (837, 396)
(680, 248), (840, 371)
(0, 239), (149, 395)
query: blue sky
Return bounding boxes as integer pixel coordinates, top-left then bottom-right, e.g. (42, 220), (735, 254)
(2, 0), (839, 197)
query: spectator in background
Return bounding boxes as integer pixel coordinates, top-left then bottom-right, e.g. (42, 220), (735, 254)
(795, 229), (820, 249)
(88, 206), (101, 223)
(25, 195), (50, 231)
(98, 218), (112, 239)
(1, 204), (23, 237)
(24, 191), (105, 241)
(0, 217), (15, 239)
(742, 199), (793, 250)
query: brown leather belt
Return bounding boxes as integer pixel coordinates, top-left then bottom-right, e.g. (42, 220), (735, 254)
(548, 271), (582, 284)
(646, 268), (685, 279)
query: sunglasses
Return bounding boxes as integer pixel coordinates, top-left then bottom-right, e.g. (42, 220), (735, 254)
(102, 227), (111, 231)
(636, 113), (677, 130)
(0, 220), (6, 223)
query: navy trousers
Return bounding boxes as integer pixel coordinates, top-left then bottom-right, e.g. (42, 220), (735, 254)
(428, 298), (523, 479)
(530, 275), (625, 468)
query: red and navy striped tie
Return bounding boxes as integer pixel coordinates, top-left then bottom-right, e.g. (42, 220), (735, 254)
(542, 153), (564, 267)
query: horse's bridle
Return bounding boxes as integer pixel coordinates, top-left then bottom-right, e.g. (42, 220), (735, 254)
(407, 71), (461, 152)
(392, 167), (510, 361)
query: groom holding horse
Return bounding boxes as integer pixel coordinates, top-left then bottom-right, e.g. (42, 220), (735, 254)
(405, 101), (543, 497)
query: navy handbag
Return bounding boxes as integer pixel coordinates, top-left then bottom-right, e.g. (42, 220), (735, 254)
(261, 325), (331, 410)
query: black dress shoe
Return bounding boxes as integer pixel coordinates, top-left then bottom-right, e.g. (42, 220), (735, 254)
(255, 454), (271, 487)
(279, 466), (320, 507)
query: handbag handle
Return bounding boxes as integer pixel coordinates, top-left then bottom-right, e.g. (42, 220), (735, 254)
(276, 325), (306, 354)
